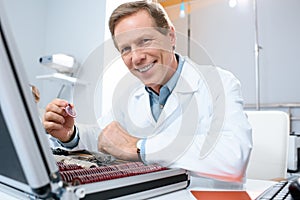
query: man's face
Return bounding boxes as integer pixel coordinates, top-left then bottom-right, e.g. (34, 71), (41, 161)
(113, 10), (177, 93)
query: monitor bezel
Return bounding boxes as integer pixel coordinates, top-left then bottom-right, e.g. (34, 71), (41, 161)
(0, 2), (61, 198)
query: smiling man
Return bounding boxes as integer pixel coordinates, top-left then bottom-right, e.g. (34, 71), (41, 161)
(43, 1), (252, 187)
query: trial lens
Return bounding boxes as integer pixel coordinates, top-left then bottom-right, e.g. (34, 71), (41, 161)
(65, 104), (77, 118)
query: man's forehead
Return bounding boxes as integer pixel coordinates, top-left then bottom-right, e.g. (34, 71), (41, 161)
(115, 27), (159, 37)
(114, 27), (164, 43)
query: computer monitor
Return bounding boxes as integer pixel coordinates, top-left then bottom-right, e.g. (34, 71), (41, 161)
(0, 2), (60, 198)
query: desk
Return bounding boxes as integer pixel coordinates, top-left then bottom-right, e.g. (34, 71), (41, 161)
(149, 179), (276, 200)
(0, 179), (275, 200)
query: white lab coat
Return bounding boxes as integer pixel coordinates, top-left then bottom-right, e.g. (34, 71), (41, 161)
(57, 56), (252, 187)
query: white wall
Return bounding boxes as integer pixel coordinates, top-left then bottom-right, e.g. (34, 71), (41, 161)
(2, 0), (106, 124)
(2, 0), (47, 96)
(257, 0), (300, 103)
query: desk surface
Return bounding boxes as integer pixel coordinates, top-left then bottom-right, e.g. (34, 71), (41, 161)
(149, 179), (275, 200)
(0, 179), (275, 200)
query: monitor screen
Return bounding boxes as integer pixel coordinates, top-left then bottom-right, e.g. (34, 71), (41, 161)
(0, 106), (27, 185)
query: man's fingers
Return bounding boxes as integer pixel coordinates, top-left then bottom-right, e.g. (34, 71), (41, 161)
(43, 111), (65, 125)
(43, 121), (64, 131)
(52, 98), (69, 107)
(45, 99), (69, 115)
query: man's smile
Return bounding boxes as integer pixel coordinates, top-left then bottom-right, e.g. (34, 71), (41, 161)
(135, 62), (155, 73)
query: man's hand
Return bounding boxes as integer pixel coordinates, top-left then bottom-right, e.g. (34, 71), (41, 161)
(98, 121), (140, 161)
(43, 98), (75, 142)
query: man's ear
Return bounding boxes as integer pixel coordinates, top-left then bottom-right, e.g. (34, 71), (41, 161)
(169, 26), (176, 47)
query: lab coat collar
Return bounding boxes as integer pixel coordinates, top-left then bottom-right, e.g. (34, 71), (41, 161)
(173, 56), (201, 94)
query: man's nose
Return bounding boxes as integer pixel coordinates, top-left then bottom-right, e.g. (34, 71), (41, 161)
(131, 48), (146, 65)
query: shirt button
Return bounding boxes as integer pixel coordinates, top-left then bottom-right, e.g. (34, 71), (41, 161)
(160, 104), (164, 109)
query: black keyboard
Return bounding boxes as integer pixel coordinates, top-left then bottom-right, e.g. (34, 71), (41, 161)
(256, 180), (293, 200)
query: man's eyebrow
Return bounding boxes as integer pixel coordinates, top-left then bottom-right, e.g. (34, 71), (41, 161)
(117, 34), (150, 47)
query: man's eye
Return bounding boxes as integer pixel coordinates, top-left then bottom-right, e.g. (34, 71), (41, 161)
(140, 39), (152, 46)
(138, 38), (152, 47)
(120, 47), (131, 54)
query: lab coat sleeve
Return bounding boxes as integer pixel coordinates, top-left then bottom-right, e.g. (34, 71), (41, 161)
(74, 110), (115, 152)
(190, 70), (253, 182)
(75, 123), (101, 152)
(49, 124), (100, 152)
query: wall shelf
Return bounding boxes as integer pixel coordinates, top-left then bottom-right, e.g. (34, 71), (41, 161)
(36, 73), (88, 86)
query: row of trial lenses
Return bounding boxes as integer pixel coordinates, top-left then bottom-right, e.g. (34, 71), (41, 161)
(60, 163), (167, 184)
(71, 170), (126, 185)
(60, 167), (120, 182)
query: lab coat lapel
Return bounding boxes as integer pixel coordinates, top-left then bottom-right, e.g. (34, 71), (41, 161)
(135, 86), (157, 127)
(156, 60), (200, 127)
(156, 93), (179, 127)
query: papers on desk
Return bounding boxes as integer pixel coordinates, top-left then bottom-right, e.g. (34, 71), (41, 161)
(190, 190), (251, 200)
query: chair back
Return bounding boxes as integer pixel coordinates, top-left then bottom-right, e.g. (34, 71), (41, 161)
(245, 110), (290, 180)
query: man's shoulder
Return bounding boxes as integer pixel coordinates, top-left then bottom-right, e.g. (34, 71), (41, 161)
(183, 57), (240, 89)
(186, 57), (236, 77)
